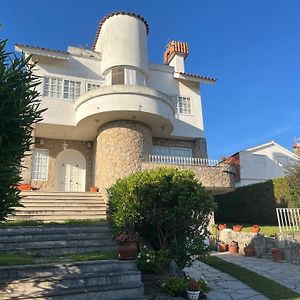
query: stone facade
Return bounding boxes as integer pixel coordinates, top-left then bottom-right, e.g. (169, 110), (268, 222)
(141, 162), (235, 188)
(276, 232), (300, 266)
(95, 120), (152, 196)
(153, 137), (207, 158)
(25, 138), (94, 191)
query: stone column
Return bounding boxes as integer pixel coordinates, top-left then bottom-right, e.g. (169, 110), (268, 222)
(95, 120), (152, 197)
(194, 138), (208, 158)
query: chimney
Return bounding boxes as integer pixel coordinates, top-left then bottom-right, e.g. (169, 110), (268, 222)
(163, 41), (189, 73)
(293, 142), (300, 156)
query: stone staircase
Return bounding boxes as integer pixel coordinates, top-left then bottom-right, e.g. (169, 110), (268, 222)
(7, 191), (106, 222)
(0, 224), (116, 256)
(0, 260), (145, 299)
(0, 224), (145, 299)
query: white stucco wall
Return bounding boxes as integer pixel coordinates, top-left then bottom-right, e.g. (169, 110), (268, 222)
(237, 143), (297, 187)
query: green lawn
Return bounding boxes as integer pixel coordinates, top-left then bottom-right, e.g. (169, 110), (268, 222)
(201, 256), (300, 300)
(222, 223), (280, 236)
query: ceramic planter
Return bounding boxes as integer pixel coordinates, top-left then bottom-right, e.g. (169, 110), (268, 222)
(90, 186), (98, 192)
(219, 242), (228, 252)
(186, 290), (200, 300)
(251, 225), (261, 233)
(117, 243), (138, 260)
(218, 224), (227, 230)
(232, 224), (243, 232)
(271, 248), (284, 261)
(244, 245), (255, 256)
(229, 241), (238, 254)
(18, 184), (31, 191)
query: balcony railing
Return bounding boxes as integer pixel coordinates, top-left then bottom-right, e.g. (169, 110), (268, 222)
(149, 155), (219, 166)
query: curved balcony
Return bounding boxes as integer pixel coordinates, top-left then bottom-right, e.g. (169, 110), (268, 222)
(75, 85), (175, 136)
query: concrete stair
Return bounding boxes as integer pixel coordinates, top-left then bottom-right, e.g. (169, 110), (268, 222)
(0, 260), (145, 299)
(0, 224), (116, 256)
(7, 191), (106, 222)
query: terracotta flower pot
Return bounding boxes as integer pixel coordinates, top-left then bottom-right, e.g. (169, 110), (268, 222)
(117, 243), (138, 260)
(90, 186), (98, 192)
(18, 184), (31, 191)
(271, 248), (284, 261)
(244, 245), (255, 256)
(218, 224), (227, 230)
(229, 241), (238, 254)
(251, 225), (261, 233)
(232, 225), (243, 232)
(219, 242), (228, 252)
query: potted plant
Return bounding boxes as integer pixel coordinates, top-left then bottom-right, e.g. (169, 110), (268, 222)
(90, 186), (98, 192)
(115, 232), (139, 260)
(271, 248), (284, 261)
(232, 224), (243, 232)
(218, 223), (227, 230)
(229, 241), (238, 254)
(18, 183), (31, 191)
(186, 278), (200, 300)
(244, 244), (255, 256)
(218, 241), (228, 252)
(251, 224), (261, 233)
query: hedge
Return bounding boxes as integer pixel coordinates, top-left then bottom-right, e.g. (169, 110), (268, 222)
(214, 178), (289, 225)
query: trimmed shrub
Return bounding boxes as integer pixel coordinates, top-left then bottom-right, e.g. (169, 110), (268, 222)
(215, 179), (289, 225)
(108, 167), (216, 267)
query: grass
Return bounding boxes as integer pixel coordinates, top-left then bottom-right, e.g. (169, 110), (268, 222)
(200, 256), (300, 300)
(0, 219), (107, 227)
(0, 253), (35, 266)
(0, 251), (117, 266)
(220, 223), (280, 236)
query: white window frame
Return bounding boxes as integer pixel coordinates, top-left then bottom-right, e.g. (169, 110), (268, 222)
(177, 96), (192, 115)
(43, 76), (81, 100)
(31, 149), (49, 181)
(86, 82), (101, 92)
(153, 146), (192, 158)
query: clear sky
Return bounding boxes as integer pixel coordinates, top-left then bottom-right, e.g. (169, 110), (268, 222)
(2, 0), (300, 159)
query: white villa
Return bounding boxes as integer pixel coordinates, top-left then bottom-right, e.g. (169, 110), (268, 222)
(17, 12), (235, 196)
(227, 141), (299, 187)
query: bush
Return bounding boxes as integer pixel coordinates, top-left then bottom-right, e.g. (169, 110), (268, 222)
(215, 178), (289, 225)
(108, 167), (216, 267)
(0, 36), (44, 220)
(160, 277), (187, 297)
(136, 246), (171, 273)
(286, 160), (300, 208)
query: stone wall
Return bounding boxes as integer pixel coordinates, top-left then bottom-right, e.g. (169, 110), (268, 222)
(153, 137), (207, 158)
(30, 138), (93, 191)
(95, 120), (152, 196)
(141, 162), (235, 188)
(276, 232), (300, 265)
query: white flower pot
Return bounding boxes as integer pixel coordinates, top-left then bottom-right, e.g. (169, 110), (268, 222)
(187, 290), (200, 300)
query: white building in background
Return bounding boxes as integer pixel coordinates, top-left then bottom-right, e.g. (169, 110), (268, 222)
(16, 12), (235, 195)
(227, 141), (299, 187)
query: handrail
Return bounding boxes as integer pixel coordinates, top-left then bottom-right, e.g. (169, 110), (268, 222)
(149, 155), (218, 166)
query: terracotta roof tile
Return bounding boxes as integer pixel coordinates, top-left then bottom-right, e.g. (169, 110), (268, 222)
(93, 12), (149, 50)
(178, 72), (217, 82)
(15, 44), (69, 54)
(164, 41), (189, 64)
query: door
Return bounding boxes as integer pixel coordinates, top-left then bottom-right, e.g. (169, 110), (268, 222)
(55, 149), (86, 192)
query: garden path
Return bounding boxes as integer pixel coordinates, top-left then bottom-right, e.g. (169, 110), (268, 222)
(184, 260), (268, 300)
(214, 252), (300, 294)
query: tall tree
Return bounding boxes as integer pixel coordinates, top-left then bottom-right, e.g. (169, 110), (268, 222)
(286, 159), (300, 208)
(0, 37), (45, 220)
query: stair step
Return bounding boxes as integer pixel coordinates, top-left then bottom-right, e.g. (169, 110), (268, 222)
(0, 260), (138, 280)
(12, 209), (106, 213)
(18, 202), (105, 206)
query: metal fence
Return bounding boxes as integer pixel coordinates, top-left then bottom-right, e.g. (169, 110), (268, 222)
(276, 208), (300, 232)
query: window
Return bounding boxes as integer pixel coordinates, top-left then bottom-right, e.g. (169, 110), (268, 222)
(112, 67), (124, 85)
(43, 77), (81, 100)
(32, 149), (49, 180)
(86, 82), (101, 91)
(177, 96), (192, 115)
(153, 146), (192, 158)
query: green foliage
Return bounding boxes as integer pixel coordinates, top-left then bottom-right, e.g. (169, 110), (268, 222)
(160, 277), (187, 297)
(108, 167), (215, 267)
(136, 246), (171, 273)
(286, 160), (300, 208)
(215, 179), (290, 225)
(0, 37), (45, 220)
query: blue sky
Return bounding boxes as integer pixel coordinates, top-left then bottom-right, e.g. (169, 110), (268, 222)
(2, 1), (300, 159)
